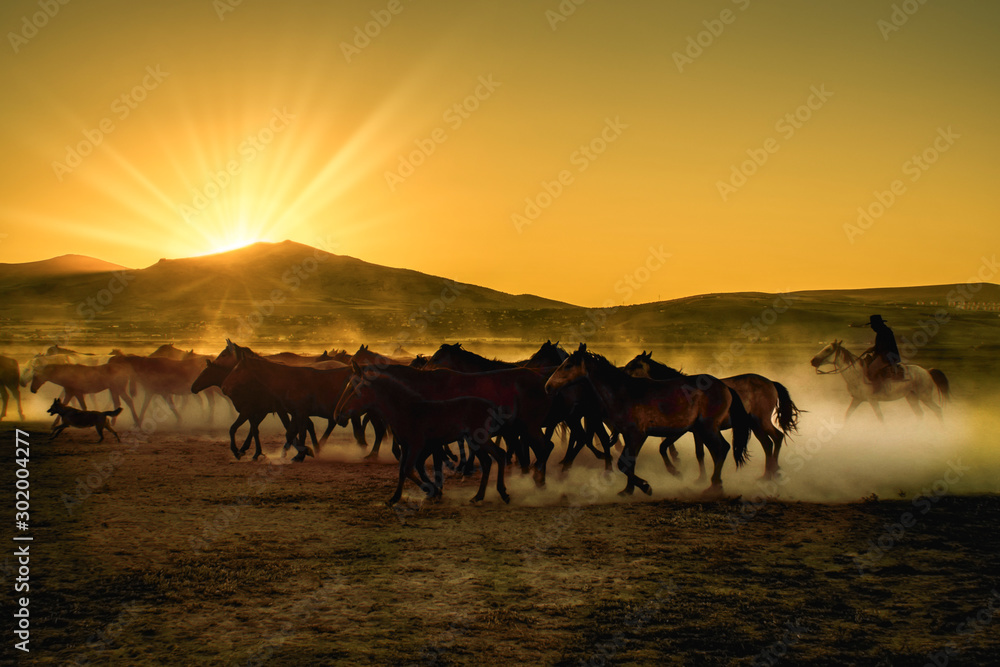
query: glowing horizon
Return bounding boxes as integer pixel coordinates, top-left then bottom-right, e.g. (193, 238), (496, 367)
(1, 1), (998, 307)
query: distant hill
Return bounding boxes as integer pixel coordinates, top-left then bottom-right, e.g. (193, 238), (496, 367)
(0, 242), (996, 357)
(0, 241), (575, 343)
(0, 254), (130, 281)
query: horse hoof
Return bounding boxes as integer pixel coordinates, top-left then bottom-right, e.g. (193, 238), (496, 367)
(232, 452), (242, 460)
(641, 484), (653, 496)
(501, 493), (511, 504)
(701, 484), (724, 498)
(669, 469), (683, 479)
(470, 496), (483, 504)
(363, 453), (379, 461)
(618, 488), (634, 497)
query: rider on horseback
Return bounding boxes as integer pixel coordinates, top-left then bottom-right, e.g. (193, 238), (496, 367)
(862, 314), (902, 393)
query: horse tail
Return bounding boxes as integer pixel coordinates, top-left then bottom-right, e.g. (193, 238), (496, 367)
(557, 422), (569, 442)
(929, 369), (950, 403)
(727, 387), (751, 468)
(773, 382), (802, 435)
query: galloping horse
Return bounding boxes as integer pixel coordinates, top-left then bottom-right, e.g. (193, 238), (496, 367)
(0, 355), (25, 421)
(335, 361), (510, 505)
(810, 340), (949, 421)
(545, 344), (750, 495)
(625, 351), (801, 479)
(29, 363), (139, 424)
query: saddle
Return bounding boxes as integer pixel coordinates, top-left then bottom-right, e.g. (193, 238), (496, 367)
(862, 356), (907, 385)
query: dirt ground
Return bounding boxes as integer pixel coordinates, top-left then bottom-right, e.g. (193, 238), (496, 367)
(5, 419), (1000, 666)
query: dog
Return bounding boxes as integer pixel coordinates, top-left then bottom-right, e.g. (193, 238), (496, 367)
(47, 399), (122, 443)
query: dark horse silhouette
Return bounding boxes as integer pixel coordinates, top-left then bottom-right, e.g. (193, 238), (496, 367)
(545, 344), (750, 495)
(191, 342), (313, 460)
(624, 351), (801, 479)
(336, 361), (511, 505)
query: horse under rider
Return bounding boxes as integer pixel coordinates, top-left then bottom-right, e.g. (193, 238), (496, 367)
(862, 314), (902, 392)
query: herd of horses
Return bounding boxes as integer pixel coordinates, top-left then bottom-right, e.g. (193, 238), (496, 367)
(2, 337), (949, 505)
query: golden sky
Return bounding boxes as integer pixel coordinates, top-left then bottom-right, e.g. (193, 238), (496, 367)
(1, 0), (997, 306)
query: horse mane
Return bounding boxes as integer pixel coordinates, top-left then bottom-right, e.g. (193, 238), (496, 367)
(643, 352), (685, 378)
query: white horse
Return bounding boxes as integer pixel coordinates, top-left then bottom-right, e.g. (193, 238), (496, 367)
(810, 340), (949, 421)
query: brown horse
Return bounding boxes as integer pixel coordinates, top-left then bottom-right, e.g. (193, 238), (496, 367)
(625, 351), (801, 479)
(427, 343), (518, 372)
(335, 360), (510, 505)
(545, 345), (750, 495)
(110, 351), (218, 423)
(343, 361), (553, 485)
(191, 343), (312, 460)
(0, 355), (25, 421)
(228, 344), (387, 460)
(29, 362), (139, 424)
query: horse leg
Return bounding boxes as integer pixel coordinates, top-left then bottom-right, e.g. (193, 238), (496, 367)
(751, 422), (776, 479)
(668, 442), (680, 464)
(229, 414), (249, 458)
(692, 433), (706, 482)
(164, 395), (182, 424)
(523, 427), (552, 487)
(906, 394), (924, 418)
(118, 389), (140, 426)
(250, 415), (266, 460)
(138, 393), (153, 425)
(703, 429), (731, 494)
(351, 415), (368, 447)
(592, 420), (614, 472)
(770, 430), (785, 476)
(15, 385), (23, 420)
(559, 428), (586, 472)
(458, 438), (476, 476)
(657, 434), (684, 479)
(318, 418), (336, 447)
(617, 434), (650, 496)
(368, 416), (388, 460)
(869, 401), (885, 422)
(414, 447), (439, 498)
(844, 397), (862, 421)
(1, 386), (8, 419)
(470, 440), (494, 503)
(922, 393), (944, 421)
